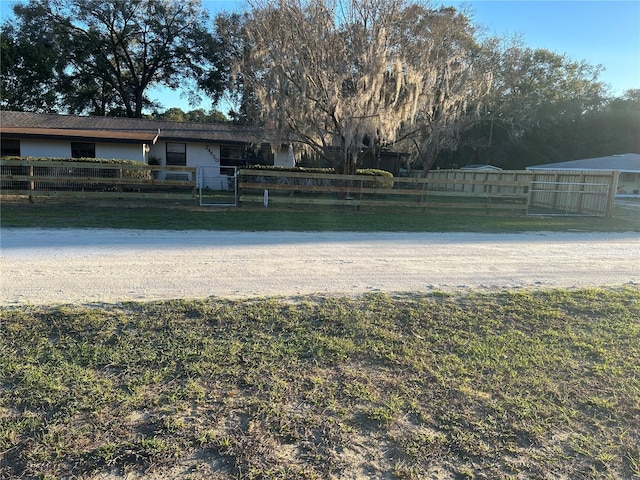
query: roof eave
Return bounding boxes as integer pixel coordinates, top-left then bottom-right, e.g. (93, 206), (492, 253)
(0, 128), (157, 144)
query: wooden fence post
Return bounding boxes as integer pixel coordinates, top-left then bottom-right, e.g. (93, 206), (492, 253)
(28, 164), (35, 203)
(577, 173), (586, 215)
(551, 172), (560, 212)
(605, 171), (619, 218)
(118, 167), (123, 193)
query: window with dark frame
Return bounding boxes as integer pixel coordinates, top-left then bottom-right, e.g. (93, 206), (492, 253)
(1, 139), (21, 156)
(166, 142), (186, 165)
(220, 144), (273, 166)
(71, 142), (95, 158)
(220, 145), (246, 166)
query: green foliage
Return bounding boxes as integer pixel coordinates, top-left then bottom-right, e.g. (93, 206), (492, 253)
(1, 289), (639, 478)
(1, 0), (226, 117)
(245, 165), (394, 188)
(1, 156), (146, 166)
(438, 45), (633, 170)
(0, 156), (152, 180)
(356, 168), (395, 189)
(151, 107), (230, 123)
(2, 0), (619, 168)
(247, 165), (336, 174)
(0, 0), (67, 113)
(2, 0), (620, 171)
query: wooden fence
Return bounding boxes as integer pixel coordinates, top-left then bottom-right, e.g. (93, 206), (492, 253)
(425, 169), (534, 195)
(525, 170), (618, 217)
(1, 159), (618, 217)
(238, 169), (531, 214)
(0, 158), (196, 202)
(239, 168), (618, 217)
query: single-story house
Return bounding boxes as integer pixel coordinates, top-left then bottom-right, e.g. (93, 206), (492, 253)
(0, 111), (298, 187)
(526, 153), (640, 196)
(0, 111), (411, 180)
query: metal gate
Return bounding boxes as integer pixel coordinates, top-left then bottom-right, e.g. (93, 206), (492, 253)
(196, 165), (238, 206)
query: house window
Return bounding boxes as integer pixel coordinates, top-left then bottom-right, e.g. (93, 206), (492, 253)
(220, 145), (246, 166)
(1, 139), (20, 156)
(71, 142), (95, 158)
(247, 146), (273, 166)
(166, 142), (186, 165)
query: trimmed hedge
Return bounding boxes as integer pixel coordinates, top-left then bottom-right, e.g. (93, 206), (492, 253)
(245, 165), (394, 189)
(1, 156), (146, 166)
(0, 156), (151, 180)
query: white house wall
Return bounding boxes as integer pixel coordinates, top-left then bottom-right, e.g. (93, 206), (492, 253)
(189, 143), (221, 170)
(18, 138), (145, 162)
(149, 141), (225, 189)
(148, 142), (218, 169)
(96, 143), (145, 162)
(274, 150), (289, 167)
(17, 137), (234, 190)
(20, 139), (70, 158)
(274, 146), (295, 167)
(617, 172), (640, 195)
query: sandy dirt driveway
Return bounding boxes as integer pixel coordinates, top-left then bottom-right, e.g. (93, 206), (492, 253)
(1, 228), (639, 306)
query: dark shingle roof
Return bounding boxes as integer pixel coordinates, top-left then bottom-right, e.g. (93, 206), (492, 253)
(0, 126), (159, 144)
(0, 111), (265, 145)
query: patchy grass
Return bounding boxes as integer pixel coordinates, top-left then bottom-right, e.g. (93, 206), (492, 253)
(1, 199), (639, 232)
(1, 288), (639, 479)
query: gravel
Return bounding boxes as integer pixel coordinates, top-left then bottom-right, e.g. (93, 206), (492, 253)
(1, 228), (638, 306)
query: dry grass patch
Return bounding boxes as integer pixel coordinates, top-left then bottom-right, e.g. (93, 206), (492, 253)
(1, 288), (639, 479)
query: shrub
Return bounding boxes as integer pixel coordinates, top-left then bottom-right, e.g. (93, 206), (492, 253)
(356, 169), (394, 189)
(245, 165), (394, 189)
(0, 156), (151, 180)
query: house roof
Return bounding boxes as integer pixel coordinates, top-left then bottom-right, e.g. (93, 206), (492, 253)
(526, 154), (640, 173)
(461, 164), (502, 171)
(0, 111), (266, 145)
(0, 126), (159, 144)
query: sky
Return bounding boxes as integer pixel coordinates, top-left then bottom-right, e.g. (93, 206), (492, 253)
(448, 1), (640, 93)
(1, 0), (639, 112)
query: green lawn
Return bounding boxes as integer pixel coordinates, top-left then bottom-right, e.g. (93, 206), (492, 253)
(1, 199), (639, 232)
(1, 289), (639, 479)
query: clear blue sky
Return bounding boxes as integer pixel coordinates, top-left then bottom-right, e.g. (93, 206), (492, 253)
(444, 0), (640, 95)
(1, 0), (638, 112)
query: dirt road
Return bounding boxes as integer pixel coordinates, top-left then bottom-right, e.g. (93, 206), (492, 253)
(1, 228), (638, 306)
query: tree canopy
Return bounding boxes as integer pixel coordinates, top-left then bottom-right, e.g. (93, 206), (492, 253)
(225, 0), (494, 173)
(1, 0), (634, 169)
(152, 107), (229, 123)
(1, 0), (227, 117)
(436, 45), (636, 169)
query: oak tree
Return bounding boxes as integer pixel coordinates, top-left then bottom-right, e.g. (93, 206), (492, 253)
(1, 0), (227, 117)
(228, 0), (493, 173)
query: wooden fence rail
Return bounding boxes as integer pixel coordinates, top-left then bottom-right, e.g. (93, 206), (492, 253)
(1, 159), (197, 202)
(238, 169), (531, 214)
(524, 170), (618, 217)
(1, 159), (618, 217)
(239, 168), (618, 217)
